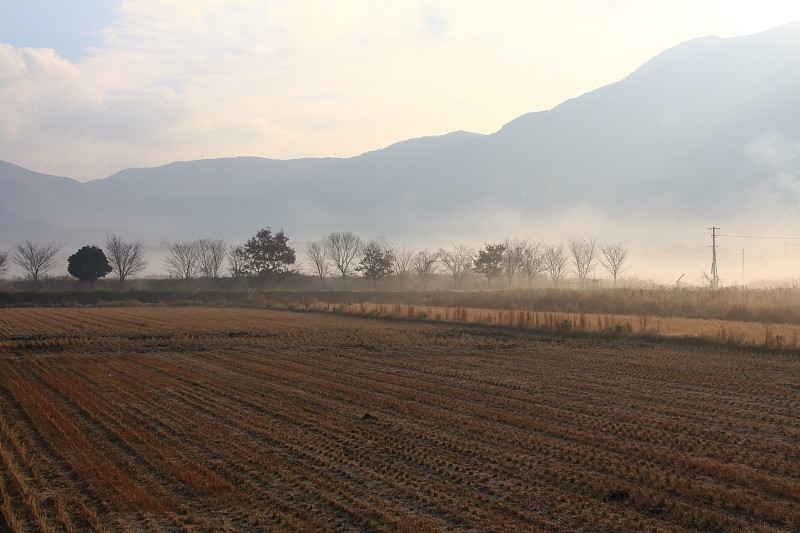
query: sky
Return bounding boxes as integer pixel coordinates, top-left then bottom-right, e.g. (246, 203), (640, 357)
(1, 0), (800, 181)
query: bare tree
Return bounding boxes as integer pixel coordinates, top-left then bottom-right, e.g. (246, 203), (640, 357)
(439, 244), (474, 289)
(306, 240), (329, 285)
(413, 249), (439, 290)
(568, 237), (597, 289)
(521, 241), (545, 288)
(503, 238), (528, 287)
(599, 240), (629, 288)
(196, 239), (227, 278)
(543, 242), (569, 288)
(13, 240), (62, 281)
(228, 245), (248, 277)
(0, 250), (8, 278)
(391, 243), (415, 287)
(324, 232), (362, 288)
(163, 241), (199, 279)
(105, 234), (146, 283)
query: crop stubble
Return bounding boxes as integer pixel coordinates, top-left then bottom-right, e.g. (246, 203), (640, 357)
(0, 307), (798, 531)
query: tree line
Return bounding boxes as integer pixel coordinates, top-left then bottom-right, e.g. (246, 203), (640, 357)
(0, 229), (628, 289)
(0, 236), (147, 285)
(306, 235), (628, 290)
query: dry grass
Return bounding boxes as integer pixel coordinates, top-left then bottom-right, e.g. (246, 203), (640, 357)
(300, 300), (800, 348)
(0, 307), (798, 531)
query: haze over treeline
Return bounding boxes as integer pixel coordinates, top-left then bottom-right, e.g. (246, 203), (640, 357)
(1, 23), (799, 285)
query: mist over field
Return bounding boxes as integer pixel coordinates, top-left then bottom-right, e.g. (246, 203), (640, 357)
(1, 22), (799, 285)
(4, 7), (800, 531)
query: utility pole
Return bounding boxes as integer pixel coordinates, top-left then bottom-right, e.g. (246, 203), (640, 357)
(709, 226), (719, 289)
(741, 249), (745, 286)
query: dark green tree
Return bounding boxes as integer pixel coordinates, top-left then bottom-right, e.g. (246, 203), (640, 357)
(242, 228), (296, 276)
(474, 243), (506, 287)
(67, 245), (112, 285)
(356, 241), (395, 288)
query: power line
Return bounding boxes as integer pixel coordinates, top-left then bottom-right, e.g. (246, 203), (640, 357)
(718, 234), (800, 240)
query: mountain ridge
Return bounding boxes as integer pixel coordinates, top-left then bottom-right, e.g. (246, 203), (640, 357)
(1, 23), (799, 266)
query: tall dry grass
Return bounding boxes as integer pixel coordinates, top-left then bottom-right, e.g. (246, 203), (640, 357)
(3, 286), (800, 325)
(297, 300), (799, 349)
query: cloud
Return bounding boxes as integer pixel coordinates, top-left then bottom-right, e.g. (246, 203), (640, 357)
(0, 44), (83, 138)
(3, 2), (487, 178)
(2, 1), (799, 180)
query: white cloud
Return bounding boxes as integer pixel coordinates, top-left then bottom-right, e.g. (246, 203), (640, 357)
(0, 44), (83, 139)
(1, 1), (799, 179)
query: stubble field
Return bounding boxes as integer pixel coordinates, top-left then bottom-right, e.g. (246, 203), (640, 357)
(0, 306), (798, 532)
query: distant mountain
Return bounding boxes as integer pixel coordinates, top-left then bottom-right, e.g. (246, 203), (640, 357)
(2, 23), (799, 257)
(468, 22), (800, 215)
(0, 161), (90, 241)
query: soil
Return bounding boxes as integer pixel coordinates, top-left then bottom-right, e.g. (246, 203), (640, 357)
(0, 307), (798, 531)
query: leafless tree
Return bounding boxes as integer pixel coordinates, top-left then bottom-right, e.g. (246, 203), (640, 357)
(600, 240), (629, 287)
(568, 237), (597, 289)
(324, 232), (362, 288)
(0, 250), (8, 278)
(164, 241), (199, 279)
(503, 238), (528, 287)
(439, 244), (474, 289)
(543, 242), (569, 288)
(227, 245), (248, 277)
(391, 243), (415, 287)
(413, 249), (439, 290)
(196, 239), (227, 278)
(521, 241), (545, 288)
(306, 240), (329, 284)
(104, 234), (146, 283)
(13, 240), (62, 281)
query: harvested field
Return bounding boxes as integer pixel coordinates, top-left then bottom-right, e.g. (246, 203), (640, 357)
(0, 306), (798, 531)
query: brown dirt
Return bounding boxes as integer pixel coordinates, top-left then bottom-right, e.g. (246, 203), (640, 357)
(0, 307), (798, 531)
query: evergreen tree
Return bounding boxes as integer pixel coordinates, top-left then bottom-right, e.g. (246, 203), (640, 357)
(474, 243), (506, 287)
(356, 241), (395, 288)
(68, 245), (112, 285)
(242, 228), (296, 276)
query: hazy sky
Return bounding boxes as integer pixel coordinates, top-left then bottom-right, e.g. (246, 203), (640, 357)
(2, 0), (799, 180)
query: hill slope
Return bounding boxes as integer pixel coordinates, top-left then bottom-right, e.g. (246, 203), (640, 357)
(1, 24), (798, 260)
